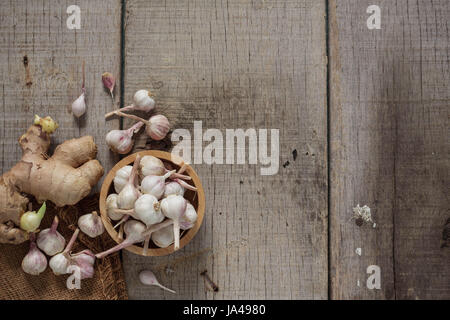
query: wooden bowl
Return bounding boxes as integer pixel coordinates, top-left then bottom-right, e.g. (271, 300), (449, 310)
(99, 150), (205, 256)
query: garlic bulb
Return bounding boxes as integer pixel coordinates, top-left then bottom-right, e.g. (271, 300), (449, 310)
(160, 195), (187, 250)
(140, 155), (166, 177)
(180, 202), (198, 230)
(106, 122), (144, 154)
(71, 250), (95, 279)
(49, 252), (71, 275)
(134, 194), (164, 226)
(114, 165), (133, 193)
(22, 234), (47, 276)
(106, 194), (123, 221)
(164, 181), (185, 198)
(151, 224), (175, 248)
(72, 92), (86, 118)
(147, 115), (170, 140)
(49, 229), (79, 276)
(78, 211), (104, 238)
(117, 155), (142, 209)
(141, 171), (174, 199)
(37, 216), (65, 256)
(133, 89), (155, 110)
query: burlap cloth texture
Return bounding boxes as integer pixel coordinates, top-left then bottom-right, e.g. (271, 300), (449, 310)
(0, 195), (128, 300)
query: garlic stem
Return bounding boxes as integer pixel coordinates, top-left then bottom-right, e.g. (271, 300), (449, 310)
(104, 105), (135, 119)
(113, 111), (149, 125)
(64, 228), (80, 253)
(173, 178), (197, 191)
(113, 214), (130, 229)
(173, 219), (180, 250)
(178, 163), (188, 174)
(142, 219), (174, 237)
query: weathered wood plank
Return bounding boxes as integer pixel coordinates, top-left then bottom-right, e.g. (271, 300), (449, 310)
(122, 0), (328, 299)
(0, 0), (122, 186)
(329, 0), (450, 299)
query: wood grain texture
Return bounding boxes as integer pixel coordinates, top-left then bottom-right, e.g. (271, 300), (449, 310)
(121, 0), (328, 299)
(0, 0), (122, 186)
(329, 0), (450, 299)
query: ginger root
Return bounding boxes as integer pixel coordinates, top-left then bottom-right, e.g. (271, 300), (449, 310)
(0, 123), (104, 244)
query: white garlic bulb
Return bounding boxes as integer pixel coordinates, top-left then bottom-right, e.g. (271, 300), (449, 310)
(151, 224), (174, 248)
(78, 211), (105, 238)
(147, 115), (170, 140)
(141, 171), (174, 199)
(180, 202), (198, 230)
(133, 89), (155, 110)
(114, 165), (133, 193)
(49, 253), (70, 275)
(134, 194), (164, 226)
(106, 194), (123, 221)
(164, 181), (185, 198)
(139, 155), (166, 177)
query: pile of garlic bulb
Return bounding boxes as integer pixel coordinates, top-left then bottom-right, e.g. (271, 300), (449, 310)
(102, 155), (198, 256)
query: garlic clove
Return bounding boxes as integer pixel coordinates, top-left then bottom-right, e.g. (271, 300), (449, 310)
(78, 211), (105, 238)
(37, 215), (65, 256)
(139, 270), (176, 294)
(22, 233), (47, 276)
(72, 92), (86, 118)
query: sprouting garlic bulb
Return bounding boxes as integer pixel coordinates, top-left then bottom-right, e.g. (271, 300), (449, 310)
(78, 211), (105, 238)
(139, 155), (166, 177)
(72, 92), (86, 118)
(22, 235), (47, 276)
(37, 216), (65, 256)
(164, 181), (185, 198)
(49, 252), (70, 275)
(151, 224), (174, 248)
(180, 202), (198, 230)
(141, 171), (174, 199)
(114, 165), (133, 193)
(147, 115), (170, 140)
(134, 194), (164, 226)
(106, 194), (123, 221)
(133, 89), (155, 110)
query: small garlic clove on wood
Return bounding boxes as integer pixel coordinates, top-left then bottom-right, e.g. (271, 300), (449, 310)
(72, 92), (86, 118)
(78, 211), (105, 238)
(139, 270), (176, 294)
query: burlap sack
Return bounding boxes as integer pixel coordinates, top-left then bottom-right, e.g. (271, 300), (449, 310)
(0, 195), (128, 300)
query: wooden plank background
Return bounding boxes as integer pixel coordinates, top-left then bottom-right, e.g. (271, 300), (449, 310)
(329, 0), (449, 299)
(0, 0), (448, 300)
(0, 0), (122, 184)
(121, 0), (328, 299)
